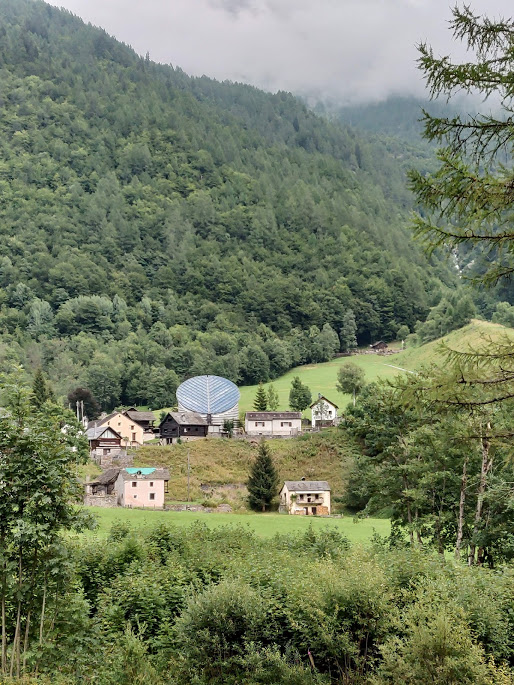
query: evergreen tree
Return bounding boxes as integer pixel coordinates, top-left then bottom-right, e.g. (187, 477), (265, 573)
(247, 440), (279, 512)
(31, 368), (49, 410)
(267, 384), (279, 411)
(289, 377), (312, 412)
(253, 383), (268, 411)
(340, 309), (358, 353)
(408, 5), (514, 408)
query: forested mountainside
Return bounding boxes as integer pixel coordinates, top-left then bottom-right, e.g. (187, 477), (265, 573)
(0, 0), (457, 409)
(336, 95), (514, 314)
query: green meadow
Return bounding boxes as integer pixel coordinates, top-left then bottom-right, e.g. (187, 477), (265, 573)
(82, 507), (390, 543)
(238, 320), (513, 413)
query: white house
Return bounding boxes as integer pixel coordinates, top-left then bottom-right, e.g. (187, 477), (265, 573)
(279, 480), (331, 516)
(245, 411), (302, 437)
(310, 395), (338, 427)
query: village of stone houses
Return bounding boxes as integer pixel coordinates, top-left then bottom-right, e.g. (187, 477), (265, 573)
(84, 370), (347, 515)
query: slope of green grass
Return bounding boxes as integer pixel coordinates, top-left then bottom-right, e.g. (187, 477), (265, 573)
(133, 430), (357, 507)
(240, 320), (514, 412)
(81, 507), (390, 542)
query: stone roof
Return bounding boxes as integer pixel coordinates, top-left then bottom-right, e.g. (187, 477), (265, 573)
(124, 409), (156, 423)
(282, 480), (330, 492)
(246, 412), (302, 420)
(89, 412), (118, 429)
(120, 467), (170, 481)
(89, 468), (120, 486)
(167, 411), (207, 426)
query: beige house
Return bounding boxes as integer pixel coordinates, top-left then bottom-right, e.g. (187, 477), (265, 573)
(310, 395), (338, 428)
(94, 412), (144, 447)
(245, 411), (302, 437)
(279, 480), (331, 516)
(115, 467), (170, 508)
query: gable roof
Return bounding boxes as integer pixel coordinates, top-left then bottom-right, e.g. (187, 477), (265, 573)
(120, 467), (170, 481)
(163, 411), (207, 426)
(309, 396), (339, 409)
(124, 409), (156, 423)
(89, 411), (123, 428)
(246, 412), (302, 420)
(86, 425), (122, 440)
(282, 480), (330, 492)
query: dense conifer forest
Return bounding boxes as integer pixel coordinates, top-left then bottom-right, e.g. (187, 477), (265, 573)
(0, 0), (460, 409)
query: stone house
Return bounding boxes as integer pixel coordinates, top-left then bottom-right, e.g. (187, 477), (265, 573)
(159, 411), (208, 444)
(83, 468), (120, 507)
(115, 467), (170, 508)
(310, 395), (338, 428)
(370, 341), (388, 352)
(245, 411), (302, 437)
(279, 479), (331, 516)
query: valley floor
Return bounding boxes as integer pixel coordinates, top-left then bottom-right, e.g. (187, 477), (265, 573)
(81, 506), (390, 542)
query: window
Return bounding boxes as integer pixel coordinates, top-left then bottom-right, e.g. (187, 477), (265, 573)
(299, 494), (304, 500)
(149, 482), (154, 487)
(130, 425), (134, 430)
(254, 421), (265, 427)
(281, 422), (292, 427)
(133, 494), (137, 499)
(118, 422), (121, 426)
(132, 433), (136, 442)
(149, 493), (155, 501)
(131, 481), (137, 488)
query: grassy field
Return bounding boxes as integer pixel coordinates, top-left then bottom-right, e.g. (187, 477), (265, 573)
(82, 506), (390, 543)
(239, 319), (513, 413)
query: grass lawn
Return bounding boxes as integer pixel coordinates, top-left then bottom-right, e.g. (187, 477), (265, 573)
(82, 506), (390, 543)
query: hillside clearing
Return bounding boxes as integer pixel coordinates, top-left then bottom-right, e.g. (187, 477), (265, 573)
(239, 319), (513, 413)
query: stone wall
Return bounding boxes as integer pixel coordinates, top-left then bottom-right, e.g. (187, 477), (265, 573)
(91, 449), (133, 469)
(83, 494), (118, 508)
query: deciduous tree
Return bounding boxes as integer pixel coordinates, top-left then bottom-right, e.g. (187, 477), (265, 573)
(289, 377), (311, 412)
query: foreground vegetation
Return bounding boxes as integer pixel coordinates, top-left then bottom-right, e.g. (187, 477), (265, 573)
(18, 521), (514, 684)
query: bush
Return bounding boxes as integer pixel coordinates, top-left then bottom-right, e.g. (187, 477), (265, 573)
(175, 579), (267, 679)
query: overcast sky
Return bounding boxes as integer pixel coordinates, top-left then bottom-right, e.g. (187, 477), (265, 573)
(48, 0), (513, 104)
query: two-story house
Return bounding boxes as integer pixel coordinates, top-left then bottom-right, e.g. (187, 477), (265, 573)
(245, 411), (302, 437)
(279, 479), (331, 516)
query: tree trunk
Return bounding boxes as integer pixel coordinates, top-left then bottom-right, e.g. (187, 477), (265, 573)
(455, 457), (468, 559)
(468, 427), (493, 566)
(1, 532), (6, 675)
(401, 473), (414, 545)
(10, 552), (23, 678)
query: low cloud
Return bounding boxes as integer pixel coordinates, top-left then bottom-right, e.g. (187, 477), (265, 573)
(50, 0), (512, 104)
